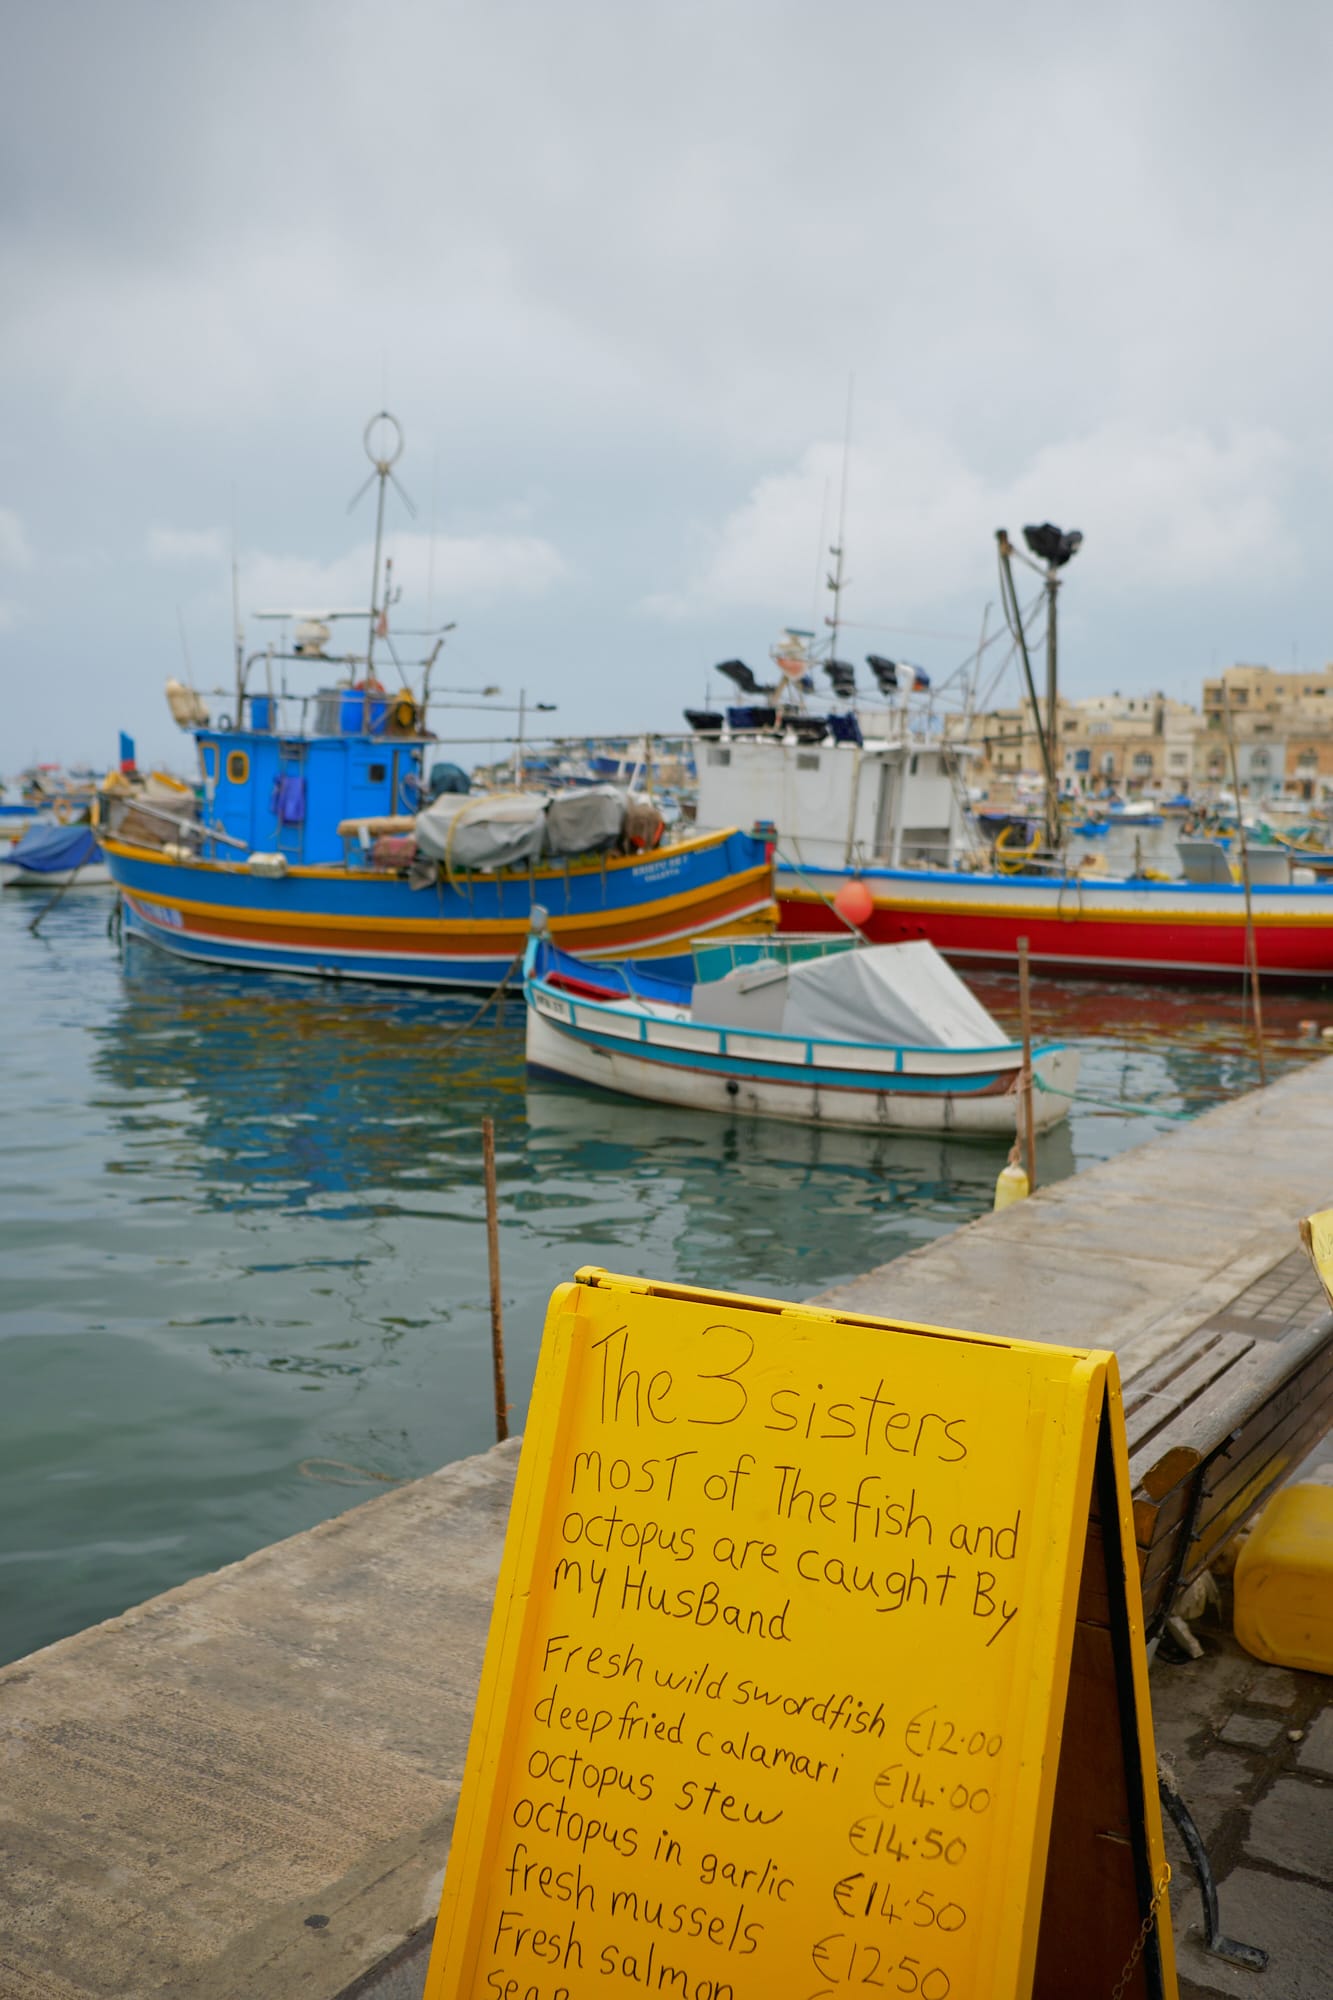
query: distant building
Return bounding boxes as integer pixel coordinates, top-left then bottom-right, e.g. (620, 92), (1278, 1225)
(1198, 664), (1333, 802)
(953, 660), (1333, 806)
(956, 691), (1198, 800)
(1061, 692), (1197, 796)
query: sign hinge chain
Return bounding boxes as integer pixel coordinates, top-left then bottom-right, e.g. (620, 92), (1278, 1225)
(1110, 1862), (1172, 2000)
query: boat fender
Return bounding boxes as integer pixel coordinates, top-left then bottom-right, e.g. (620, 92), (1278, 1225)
(994, 1152), (1030, 1211)
(995, 824), (1040, 872)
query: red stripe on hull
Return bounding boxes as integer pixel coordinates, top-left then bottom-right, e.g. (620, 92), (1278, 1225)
(779, 894), (1333, 982)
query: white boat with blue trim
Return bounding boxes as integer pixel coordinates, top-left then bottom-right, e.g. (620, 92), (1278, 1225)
(523, 930), (1078, 1136)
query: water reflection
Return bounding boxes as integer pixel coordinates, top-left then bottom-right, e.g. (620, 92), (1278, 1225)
(522, 1083), (1077, 1293)
(3, 892), (1328, 1667)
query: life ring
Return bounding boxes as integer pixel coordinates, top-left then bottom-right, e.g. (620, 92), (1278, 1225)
(995, 823), (1040, 872)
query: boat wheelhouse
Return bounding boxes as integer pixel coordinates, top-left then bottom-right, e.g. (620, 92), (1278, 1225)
(103, 414), (776, 989)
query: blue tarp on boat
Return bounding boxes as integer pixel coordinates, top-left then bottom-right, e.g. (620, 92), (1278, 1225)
(5, 823), (101, 873)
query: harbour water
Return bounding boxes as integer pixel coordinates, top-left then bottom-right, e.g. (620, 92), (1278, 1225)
(3, 883), (1327, 1667)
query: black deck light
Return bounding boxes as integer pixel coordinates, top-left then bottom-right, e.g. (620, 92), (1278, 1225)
(1023, 523), (1083, 569)
(866, 654), (900, 696)
(715, 659), (762, 695)
(824, 659), (857, 698)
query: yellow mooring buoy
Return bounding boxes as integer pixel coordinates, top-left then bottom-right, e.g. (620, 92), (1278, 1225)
(994, 1149), (1030, 1211)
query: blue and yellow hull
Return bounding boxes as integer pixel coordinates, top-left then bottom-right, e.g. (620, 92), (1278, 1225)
(105, 829), (775, 990)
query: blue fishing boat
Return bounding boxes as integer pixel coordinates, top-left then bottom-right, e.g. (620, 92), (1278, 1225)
(524, 929), (1078, 1135)
(102, 414), (774, 988)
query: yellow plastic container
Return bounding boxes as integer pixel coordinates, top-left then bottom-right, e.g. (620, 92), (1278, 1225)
(1234, 1481), (1333, 1674)
(994, 1160), (1030, 1210)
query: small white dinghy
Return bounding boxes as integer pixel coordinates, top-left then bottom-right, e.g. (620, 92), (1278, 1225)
(0, 821), (112, 888)
(523, 931), (1078, 1136)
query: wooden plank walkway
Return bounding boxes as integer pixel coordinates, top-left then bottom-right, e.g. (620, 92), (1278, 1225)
(811, 1055), (1333, 1632)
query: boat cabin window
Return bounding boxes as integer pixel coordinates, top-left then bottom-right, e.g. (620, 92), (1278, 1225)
(707, 747), (731, 767)
(368, 763), (387, 783)
(797, 753), (821, 771)
(200, 743), (219, 781)
(226, 750), (249, 784)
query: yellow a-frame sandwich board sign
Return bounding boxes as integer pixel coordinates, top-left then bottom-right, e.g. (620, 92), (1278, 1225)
(425, 1271), (1177, 2000)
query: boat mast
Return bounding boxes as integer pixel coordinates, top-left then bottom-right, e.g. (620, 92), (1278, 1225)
(995, 530), (1055, 842)
(995, 523), (1082, 853)
(1044, 560), (1059, 839)
(824, 376), (855, 674)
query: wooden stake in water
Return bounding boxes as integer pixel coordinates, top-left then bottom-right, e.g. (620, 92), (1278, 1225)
(1018, 935), (1037, 1192)
(481, 1116), (509, 1442)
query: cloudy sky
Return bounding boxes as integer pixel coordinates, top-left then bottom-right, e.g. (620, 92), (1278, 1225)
(3, 0), (1330, 772)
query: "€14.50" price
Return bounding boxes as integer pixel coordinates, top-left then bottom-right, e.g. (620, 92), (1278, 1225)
(809, 1935), (953, 1998)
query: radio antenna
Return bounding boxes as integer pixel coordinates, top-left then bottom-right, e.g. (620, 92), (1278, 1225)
(347, 411), (415, 674)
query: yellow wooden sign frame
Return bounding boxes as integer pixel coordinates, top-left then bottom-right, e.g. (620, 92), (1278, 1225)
(426, 1270), (1177, 2000)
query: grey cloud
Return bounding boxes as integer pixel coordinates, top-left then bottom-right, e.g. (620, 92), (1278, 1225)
(2, 0), (1331, 769)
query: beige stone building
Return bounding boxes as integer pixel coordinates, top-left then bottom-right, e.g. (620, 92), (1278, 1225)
(957, 691), (1198, 799)
(1060, 693), (1197, 796)
(1196, 664), (1333, 802)
(959, 661), (1333, 805)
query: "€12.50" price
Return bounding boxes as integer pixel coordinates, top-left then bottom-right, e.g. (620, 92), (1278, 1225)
(809, 1935), (953, 1998)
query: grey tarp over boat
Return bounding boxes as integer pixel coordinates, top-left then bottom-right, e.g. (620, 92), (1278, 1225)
(545, 786), (627, 856)
(691, 941), (1012, 1050)
(414, 786), (627, 870)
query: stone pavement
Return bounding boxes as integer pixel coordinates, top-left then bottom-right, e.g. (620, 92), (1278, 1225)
(1154, 1611), (1332, 1999)
(1155, 1429), (1333, 2000)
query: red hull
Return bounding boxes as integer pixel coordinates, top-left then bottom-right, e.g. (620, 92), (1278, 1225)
(778, 876), (1333, 983)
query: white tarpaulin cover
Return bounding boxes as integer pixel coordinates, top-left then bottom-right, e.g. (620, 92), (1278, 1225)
(781, 942), (1009, 1047)
(691, 941), (1011, 1049)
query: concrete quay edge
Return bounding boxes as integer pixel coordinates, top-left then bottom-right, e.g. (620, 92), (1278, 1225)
(4, 1058), (1333, 1999)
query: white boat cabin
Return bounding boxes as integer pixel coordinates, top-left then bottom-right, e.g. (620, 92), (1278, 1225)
(693, 728), (971, 870)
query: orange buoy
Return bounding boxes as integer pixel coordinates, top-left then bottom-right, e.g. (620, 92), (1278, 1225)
(834, 878), (874, 927)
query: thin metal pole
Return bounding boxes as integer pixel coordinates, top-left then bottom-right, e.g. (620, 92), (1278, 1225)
(1044, 567), (1060, 853)
(513, 690), (526, 790)
(366, 459), (389, 678)
(1221, 690), (1267, 1084)
(481, 1116), (509, 1442)
(1017, 936), (1037, 1191)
